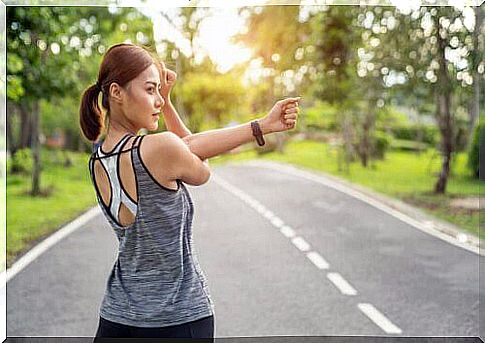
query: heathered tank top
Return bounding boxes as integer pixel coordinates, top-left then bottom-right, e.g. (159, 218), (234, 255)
(88, 133), (215, 327)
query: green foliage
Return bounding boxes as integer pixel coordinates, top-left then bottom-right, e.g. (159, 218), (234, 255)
(234, 6), (309, 72)
(178, 72), (249, 132)
(10, 148), (33, 175)
(390, 125), (438, 145)
(453, 109), (472, 152)
(376, 107), (411, 130)
(372, 130), (392, 158)
(8, 6), (157, 154)
(6, 75), (24, 102)
(390, 139), (429, 152)
(303, 100), (339, 131)
(467, 117), (484, 178)
(7, 6), (155, 105)
(310, 7), (362, 107)
(6, 54), (24, 101)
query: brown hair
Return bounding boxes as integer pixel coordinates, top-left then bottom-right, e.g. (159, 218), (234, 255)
(79, 43), (163, 142)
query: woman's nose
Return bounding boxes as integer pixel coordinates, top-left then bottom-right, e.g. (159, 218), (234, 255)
(156, 94), (165, 108)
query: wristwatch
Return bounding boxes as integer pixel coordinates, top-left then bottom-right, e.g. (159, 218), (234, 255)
(251, 120), (265, 146)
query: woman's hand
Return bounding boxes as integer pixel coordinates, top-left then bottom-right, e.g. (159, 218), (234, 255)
(161, 68), (177, 102)
(259, 97), (301, 134)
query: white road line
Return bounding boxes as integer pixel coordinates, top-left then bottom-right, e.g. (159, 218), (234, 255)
(2, 206), (101, 285)
(358, 303), (402, 334)
(306, 251), (329, 269)
(248, 200), (261, 209)
(291, 236), (311, 252)
(327, 272), (357, 296)
(213, 172), (404, 335)
(270, 217), (285, 228)
(255, 204), (266, 213)
(263, 210), (275, 220)
(280, 225), (296, 238)
(243, 161), (481, 256)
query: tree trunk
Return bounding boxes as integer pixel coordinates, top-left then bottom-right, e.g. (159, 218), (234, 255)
(6, 102), (17, 156)
(359, 110), (373, 168)
(434, 31), (454, 194)
(467, 6), (483, 138)
(31, 100), (41, 196)
(434, 91), (453, 193)
(19, 100), (32, 149)
(342, 111), (353, 172)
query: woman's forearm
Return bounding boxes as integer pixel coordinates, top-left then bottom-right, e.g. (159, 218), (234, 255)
(162, 101), (192, 139)
(182, 120), (270, 161)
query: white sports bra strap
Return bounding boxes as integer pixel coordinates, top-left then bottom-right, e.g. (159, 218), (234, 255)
(97, 134), (137, 219)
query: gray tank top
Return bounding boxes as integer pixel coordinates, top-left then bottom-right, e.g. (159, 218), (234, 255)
(88, 133), (214, 327)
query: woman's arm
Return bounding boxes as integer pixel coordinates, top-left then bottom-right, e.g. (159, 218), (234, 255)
(160, 68), (300, 161)
(160, 68), (192, 139)
(182, 97), (300, 161)
(162, 101), (192, 139)
(182, 121), (267, 161)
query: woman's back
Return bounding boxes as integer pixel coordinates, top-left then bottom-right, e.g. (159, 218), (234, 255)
(91, 133), (180, 228)
(88, 133), (214, 327)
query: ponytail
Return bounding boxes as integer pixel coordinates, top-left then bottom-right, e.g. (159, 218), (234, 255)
(79, 83), (104, 142)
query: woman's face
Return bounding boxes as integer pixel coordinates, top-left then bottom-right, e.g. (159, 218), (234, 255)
(123, 63), (166, 132)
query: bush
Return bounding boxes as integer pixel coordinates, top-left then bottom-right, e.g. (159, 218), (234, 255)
(10, 148), (33, 175)
(372, 131), (392, 159)
(390, 124), (438, 145)
(467, 119), (484, 179)
(303, 101), (339, 132)
(390, 139), (429, 152)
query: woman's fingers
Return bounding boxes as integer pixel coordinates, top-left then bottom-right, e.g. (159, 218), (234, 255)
(279, 97), (301, 111)
(166, 69), (177, 84)
(285, 102), (299, 109)
(284, 107), (299, 114)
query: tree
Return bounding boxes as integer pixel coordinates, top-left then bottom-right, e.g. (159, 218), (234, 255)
(178, 70), (248, 132)
(369, 5), (483, 193)
(234, 6), (312, 101)
(233, 6), (312, 152)
(156, 7), (214, 132)
(7, 6), (155, 195)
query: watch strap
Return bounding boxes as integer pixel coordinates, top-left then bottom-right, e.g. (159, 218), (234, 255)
(250, 120), (265, 146)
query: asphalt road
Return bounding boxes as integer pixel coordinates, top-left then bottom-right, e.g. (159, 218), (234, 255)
(7, 161), (480, 338)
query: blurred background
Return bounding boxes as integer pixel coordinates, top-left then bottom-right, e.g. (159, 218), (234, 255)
(5, 4), (483, 269)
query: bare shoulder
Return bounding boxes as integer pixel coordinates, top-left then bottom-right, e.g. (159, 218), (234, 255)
(143, 131), (189, 159)
(143, 131), (184, 150)
(140, 131), (210, 187)
(138, 132), (183, 188)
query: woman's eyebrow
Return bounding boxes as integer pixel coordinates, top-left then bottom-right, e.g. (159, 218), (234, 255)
(145, 81), (160, 86)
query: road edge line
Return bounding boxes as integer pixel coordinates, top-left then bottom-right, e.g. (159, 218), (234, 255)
(238, 160), (482, 256)
(2, 206), (100, 285)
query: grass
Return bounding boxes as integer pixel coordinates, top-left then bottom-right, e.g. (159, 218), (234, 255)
(211, 139), (482, 239)
(7, 149), (96, 268)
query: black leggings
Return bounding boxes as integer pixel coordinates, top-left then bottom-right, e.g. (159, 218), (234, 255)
(94, 315), (214, 340)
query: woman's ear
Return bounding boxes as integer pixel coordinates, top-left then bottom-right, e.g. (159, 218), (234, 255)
(108, 82), (124, 104)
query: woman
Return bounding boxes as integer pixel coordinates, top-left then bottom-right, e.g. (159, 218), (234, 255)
(79, 43), (300, 339)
